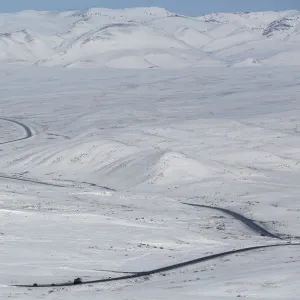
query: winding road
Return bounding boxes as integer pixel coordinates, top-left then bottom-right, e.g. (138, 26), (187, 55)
(0, 119), (115, 190)
(14, 202), (292, 288)
(15, 243), (299, 288)
(183, 203), (281, 239)
(0, 117), (33, 145)
(12, 191), (294, 288)
(2, 116), (297, 290)
(0, 118), (63, 187)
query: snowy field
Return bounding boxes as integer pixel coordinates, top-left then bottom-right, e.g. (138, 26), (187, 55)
(0, 65), (300, 299)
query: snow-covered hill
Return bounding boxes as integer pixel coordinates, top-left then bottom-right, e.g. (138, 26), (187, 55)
(1, 61), (300, 299)
(0, 7), (300, 68)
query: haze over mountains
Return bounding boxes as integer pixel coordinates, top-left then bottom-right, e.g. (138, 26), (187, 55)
(0, 7), (300, 68)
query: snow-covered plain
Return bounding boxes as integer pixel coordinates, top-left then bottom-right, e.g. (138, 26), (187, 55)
(1, 63), (300, 299)
(0, 7), (300, 68)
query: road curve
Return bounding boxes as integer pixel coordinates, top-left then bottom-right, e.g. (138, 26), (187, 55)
(14, 243), (299, 288)
(184, 203), (281, 239)
(0, 117), (33, 145)
(0, 118), (289, 289)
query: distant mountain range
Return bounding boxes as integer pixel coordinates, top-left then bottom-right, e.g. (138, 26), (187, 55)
(0, 7), (299, 68)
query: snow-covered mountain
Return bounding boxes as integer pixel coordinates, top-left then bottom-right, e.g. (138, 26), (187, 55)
(0, 7), (300, 68)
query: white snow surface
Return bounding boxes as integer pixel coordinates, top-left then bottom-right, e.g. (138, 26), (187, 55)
(0, 64), (300, 299)
(0, 7), (300, 68)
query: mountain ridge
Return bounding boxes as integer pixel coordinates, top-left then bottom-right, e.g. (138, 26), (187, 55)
(0, 7), (299, 68)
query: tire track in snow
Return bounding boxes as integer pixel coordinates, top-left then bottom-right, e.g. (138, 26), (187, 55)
(0, 174), (65, 188)
(0, 175), (117, 190)
(14, 243), (299, 288)
(183, 203), (281, 239)
(53, 179), (117, 191)
(0, 117), (33, 145)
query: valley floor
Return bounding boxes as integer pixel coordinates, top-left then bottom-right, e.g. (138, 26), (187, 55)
(0, 65), (300, 299)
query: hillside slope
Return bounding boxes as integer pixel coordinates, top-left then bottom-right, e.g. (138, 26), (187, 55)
(0, 7), (300, 68)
